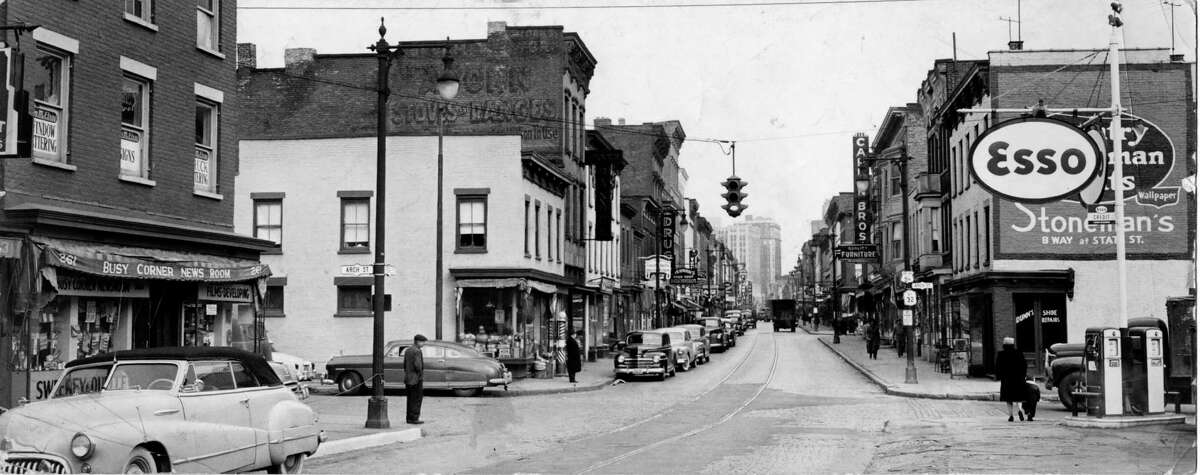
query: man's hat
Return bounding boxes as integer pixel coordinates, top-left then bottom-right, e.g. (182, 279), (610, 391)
(1002, 336), (1015, 345)
(414, 334), (428, 342)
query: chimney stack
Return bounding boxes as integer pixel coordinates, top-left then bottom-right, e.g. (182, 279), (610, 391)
(618, 118), (626, 126)
(1007, 40), (1024, 51)
(284, 48), (317, 76)
(237, 43), (257, 70)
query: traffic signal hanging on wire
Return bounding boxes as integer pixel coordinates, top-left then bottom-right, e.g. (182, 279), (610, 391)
(720, 176), (748, 217)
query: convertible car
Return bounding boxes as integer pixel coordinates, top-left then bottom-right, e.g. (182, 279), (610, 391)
(0, 347), (323, 474)
(325, 339), (512, 397)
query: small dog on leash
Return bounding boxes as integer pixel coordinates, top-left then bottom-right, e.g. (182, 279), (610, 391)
(1021, 379), (1041, 421)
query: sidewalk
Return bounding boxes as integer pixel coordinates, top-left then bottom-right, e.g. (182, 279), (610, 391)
(800, 325), (1000, 400)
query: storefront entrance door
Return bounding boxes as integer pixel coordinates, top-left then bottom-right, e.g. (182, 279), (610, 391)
(1013, 293), (1067, 376)
(135, 283), (189, 348)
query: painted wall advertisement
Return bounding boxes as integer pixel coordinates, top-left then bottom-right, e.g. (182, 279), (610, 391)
(996, 113), (1193, 259)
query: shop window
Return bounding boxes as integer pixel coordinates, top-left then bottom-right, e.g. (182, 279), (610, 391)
(253, 198), (283, 247)
(120, 73), (152, 180)
(182, 303), (215, 347)
(336, 285), (372, 317)
(456, 195), (487, 251)
(197, 0), (220, 53)
(341, 197), (370, 252)
(890, 166), (901, 196)
(264, 285), (285, 317)
(194, 99), (218, 193)
(457, 287), (524, 359)
(524, 196), (531, 257)
(124, 0), (154, 26)
(30, 45), (71, 164)
(77, 298), (121, 359)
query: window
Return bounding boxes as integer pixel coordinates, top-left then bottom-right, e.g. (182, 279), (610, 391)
(264, 285), (284, 317)
(253, 199), (282, 246)
(124, 0), (154, 25)
(931, 207), (941, 252)
(534, 201), (542, 260)
(524, 197), (531, 257)
(456, 195), (487, 251)
(556, 209), (562, 262)
(973, 211), (980, 269)
(892, 222), (903, 259)
(546, 206), (553, 259)
(121, 75), (151, 179)
(890, 166), (901, 196)
(30, 46), (71, 163)
(194, 100), (218, 193)
(337, 285), (372, 316)
(341, 198), (370, 251)
(965, 214), (972, 270)
(983, 206), (991, 265)
(196, 0), (219, 52)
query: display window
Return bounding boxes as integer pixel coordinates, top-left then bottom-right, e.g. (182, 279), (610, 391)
(75, 297), (123, 359)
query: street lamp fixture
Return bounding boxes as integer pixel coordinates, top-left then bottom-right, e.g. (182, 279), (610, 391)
(433, 39), (459, 342)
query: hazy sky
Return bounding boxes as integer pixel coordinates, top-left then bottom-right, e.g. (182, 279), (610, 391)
(238, 0), (1197, 275)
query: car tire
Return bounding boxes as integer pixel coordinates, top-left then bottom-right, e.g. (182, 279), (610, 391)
(337, 371), (365, 396)
(658, 367), (668, 381)
(267, 453), (306, 474)
(453, 387), (483, 397)
(1058, 372), (1086, 411)
(123, 447), (159, 473)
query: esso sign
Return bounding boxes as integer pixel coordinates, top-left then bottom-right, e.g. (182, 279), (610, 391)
(969, 117), (1103, 203)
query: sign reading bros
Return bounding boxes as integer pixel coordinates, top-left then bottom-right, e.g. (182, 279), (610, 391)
(852, 133), (872, 244)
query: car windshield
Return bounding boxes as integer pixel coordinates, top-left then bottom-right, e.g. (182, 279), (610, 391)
(52, 365), (112, 398)
(702, 319), (719, 329)
(106, 363), (179, 391)
(626, 333), (662, 345)
(270, 363), (296, 383)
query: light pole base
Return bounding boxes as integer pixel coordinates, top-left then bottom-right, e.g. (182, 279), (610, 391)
(365, 396), (390, 429)
(904, 364), (919, 384)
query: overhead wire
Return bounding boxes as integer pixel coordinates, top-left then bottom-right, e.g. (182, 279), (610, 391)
(239, 0), (933, 11)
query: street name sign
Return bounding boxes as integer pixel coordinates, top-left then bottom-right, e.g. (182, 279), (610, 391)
(341, 264), (396, 276)
(911, 282), (933, 290)
(834, 244), (880, 262)
(968, 117), (1104, 203)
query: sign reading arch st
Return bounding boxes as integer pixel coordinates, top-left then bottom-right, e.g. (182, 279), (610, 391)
(968, 117), (1104, 203)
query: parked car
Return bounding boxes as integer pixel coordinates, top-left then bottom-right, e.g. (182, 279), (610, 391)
(0, 347), (323, 474)
(614, 330), (677, 380)
(698, 317), (733, 352)
(722, 312), (744, 336)
(273, 351), (317, 381)
(270, 360), (311, 399)
(673, 324), (711, 365)
(325, 339), (512, 397)
(661, 327), (698, 371)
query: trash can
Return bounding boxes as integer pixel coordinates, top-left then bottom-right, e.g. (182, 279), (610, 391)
(950, 351), (969, 379)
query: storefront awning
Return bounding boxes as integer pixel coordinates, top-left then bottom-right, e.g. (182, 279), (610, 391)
(34, 237), (271, 282)
(455, 277), (557, 294)
(680, 298), (703, 311)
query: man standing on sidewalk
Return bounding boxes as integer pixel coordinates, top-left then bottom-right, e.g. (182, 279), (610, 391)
(566, 331), (582, 383)
(405, 334), (427, 425)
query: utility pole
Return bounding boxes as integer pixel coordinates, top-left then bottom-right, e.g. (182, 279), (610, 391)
(831, 230), (840, 344)
(900, 150), (917, 384)
(1108, 4), (1130, 331)
(365, 18), (397, 429)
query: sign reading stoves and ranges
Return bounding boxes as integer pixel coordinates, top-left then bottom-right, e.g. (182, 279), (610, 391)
(993, 113), (1192, 260)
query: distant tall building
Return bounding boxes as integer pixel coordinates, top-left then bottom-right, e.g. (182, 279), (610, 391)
(718, 216), (782, 304)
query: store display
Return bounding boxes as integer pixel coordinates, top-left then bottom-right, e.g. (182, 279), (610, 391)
(76, 297), (119, 359)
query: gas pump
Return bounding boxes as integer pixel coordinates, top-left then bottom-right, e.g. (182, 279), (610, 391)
(1129, 327), (1167, 414)
(1083, 327), (1123, 416)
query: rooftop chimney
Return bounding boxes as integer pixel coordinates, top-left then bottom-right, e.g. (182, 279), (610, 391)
(237, 43), (257, 70)
(594, 117), (612, 128)
(618, 118), (626, 126)
(284, 48), (317, 76)
(488, 21), (507, 36)
(1007, 40), (1024, 51)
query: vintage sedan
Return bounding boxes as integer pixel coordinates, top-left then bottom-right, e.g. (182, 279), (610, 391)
(673, 324), (711, 365)
(699, 317), (734, 351)
(656, 328), (697, 371)
(326, 339), (512, 397)
(614, 331), (677, 381)
(0, 347), (322, 474)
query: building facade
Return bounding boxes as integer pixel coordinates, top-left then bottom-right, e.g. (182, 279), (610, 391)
(718, 216), (782, 306)
(0, 1), (274, 407)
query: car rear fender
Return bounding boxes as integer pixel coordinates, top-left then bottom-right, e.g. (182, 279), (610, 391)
(266, 399), (321, 461)
(1049, 355), (1083, 387)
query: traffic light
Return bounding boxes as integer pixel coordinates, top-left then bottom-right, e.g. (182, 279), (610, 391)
(1108, 2), (1123, 27)
(720, 176), (748, 217)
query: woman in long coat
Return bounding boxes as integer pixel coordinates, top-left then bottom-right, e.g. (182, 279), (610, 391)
(866, 319), (881, 360)
(995, 336), (1028, 421)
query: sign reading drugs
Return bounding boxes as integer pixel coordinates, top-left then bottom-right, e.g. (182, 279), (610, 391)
(969, 117), (1103, 203)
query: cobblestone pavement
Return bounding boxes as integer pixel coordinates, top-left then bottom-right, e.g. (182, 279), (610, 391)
(306, 327), (1197, 474)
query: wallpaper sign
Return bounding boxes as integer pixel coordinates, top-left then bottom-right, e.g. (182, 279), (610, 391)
(996, 113), (1190, 259)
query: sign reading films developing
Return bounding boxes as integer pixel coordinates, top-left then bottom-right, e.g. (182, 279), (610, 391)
(990, 113), (1192, 259)
(852, 133), (872, 244)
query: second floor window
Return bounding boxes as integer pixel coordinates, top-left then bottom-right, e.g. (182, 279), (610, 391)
(341, 198), (370, 251)
(125, 0), (154, 24)
(456, 196), (487, 251)
(194, 100), (218, 193)
(254, 199), (282, 246)
(31, 46), (70, 162)
(197, 0), (219, 52)
(120, 75), (151, 179)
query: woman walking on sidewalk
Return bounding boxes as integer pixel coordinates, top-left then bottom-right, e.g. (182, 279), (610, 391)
(866, 319), (880, 360)
(995, 336), (1027, 422)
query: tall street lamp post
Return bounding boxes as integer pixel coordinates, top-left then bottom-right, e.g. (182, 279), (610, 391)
(829, 230), (840, 344)
(433, 40), (460, 341)
(366, 19), (398, 429)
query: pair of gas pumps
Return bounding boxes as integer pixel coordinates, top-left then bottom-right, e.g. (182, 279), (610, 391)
(1082, 326), (1166, 416)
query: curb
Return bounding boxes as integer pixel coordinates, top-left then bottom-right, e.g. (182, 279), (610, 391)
(309, 379), (610, 398)
(1060, 414), (1187, 428)
(311, 427), (423, 460)
(816, 337), (998, 402)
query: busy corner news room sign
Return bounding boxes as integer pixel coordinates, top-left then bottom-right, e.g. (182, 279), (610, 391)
(968, 117), (1104, 203)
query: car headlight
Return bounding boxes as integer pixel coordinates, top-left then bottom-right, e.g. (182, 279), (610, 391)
(616, 355), (627, 363)
(71, 433), (94, 460)
(649, 353), (664, 361)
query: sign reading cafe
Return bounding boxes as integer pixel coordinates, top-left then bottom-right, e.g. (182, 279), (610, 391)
(852, 133), (872, 244)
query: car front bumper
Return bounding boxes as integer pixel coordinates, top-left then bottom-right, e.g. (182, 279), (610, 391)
(615, 367), (666, 376)
(489, 371), (513, 386)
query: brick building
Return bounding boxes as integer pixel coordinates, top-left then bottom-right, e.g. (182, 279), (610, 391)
(933, 48), (1195, 375)
(0, 1), (273, 407)
(235, 22), (598, 375)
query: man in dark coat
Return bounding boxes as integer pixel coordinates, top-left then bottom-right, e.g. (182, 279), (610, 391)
(404, 334), (427, 424)
(866, 319), (881, 360)
(995, 336), (1028, 421)
(566, 331), (582, 383)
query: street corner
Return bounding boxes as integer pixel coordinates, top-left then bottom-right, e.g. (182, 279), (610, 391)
(312, 427), (424, 460)
(1060, 414), (1189, 429)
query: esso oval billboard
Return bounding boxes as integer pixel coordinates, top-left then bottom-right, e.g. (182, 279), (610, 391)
(968, 117), (1103, 203)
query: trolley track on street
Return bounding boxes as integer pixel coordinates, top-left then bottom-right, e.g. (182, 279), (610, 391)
(575, 330), (781, 474)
